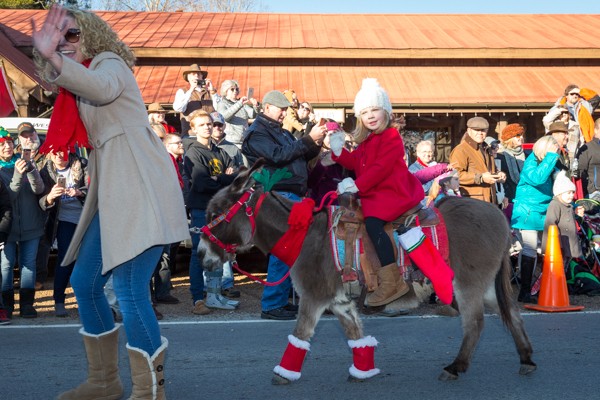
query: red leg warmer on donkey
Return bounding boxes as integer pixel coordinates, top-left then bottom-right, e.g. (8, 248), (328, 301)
(348, 336), (380, 379)
(273, 335), (310, 381)
(398, 225), (454, 304)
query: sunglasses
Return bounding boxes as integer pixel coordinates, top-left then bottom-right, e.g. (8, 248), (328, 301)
(229, 87), (240, 92)
(568, 92), (580, 97)
(213, 123), (224, 128)
(65, 28), (81, 43)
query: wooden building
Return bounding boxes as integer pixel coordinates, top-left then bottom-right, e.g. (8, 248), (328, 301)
(1, 10), (599, 160)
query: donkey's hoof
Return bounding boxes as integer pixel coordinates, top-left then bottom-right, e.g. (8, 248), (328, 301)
(438, 369), (459, 381)
(271, 373), (291, 385)
(519, 363), (537, 376)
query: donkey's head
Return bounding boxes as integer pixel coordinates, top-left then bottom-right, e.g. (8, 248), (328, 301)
(197, 159), (265, 271)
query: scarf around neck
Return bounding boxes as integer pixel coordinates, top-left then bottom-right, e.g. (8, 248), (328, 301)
(40, 59), (93, 155)
(501, 146), (525, 184)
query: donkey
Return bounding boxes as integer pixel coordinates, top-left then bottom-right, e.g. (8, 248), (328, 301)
(197, 162), (536, 383)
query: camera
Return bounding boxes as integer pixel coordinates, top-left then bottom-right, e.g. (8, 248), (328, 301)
(22, 148), (31, 162)
(57, 176), (67, 188)
(199, 79), (206, 87)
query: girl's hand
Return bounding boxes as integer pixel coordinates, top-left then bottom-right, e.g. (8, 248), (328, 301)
(31, 4), (67, 60)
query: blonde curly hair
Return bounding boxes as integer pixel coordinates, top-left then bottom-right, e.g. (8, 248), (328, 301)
(34, 7), (135, 88)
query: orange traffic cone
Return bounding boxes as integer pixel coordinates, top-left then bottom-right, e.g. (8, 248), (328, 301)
(525, 225), (584, 312)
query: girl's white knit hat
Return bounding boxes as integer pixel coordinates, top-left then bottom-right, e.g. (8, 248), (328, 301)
(353, 78), (392, 117)
(553, 170), (576, 196)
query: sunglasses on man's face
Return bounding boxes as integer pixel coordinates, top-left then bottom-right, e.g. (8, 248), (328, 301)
(64, 28), (81, 44)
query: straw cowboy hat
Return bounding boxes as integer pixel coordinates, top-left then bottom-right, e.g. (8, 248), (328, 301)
(182, 64), (208, 81)
(147, 102), (167, 114)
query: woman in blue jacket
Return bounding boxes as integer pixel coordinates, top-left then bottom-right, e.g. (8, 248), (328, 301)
(511, 135), (560, 303)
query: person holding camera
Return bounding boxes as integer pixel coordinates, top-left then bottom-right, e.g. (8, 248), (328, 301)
(39, 150), (88, 317)
(0, 127), (45, 319)
(215, 79), (259, 150)
(15, 122), (50, 291)
(173, 64), (216, 137)
(449, 117), (506, 203)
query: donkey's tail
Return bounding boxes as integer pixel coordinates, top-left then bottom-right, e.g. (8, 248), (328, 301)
(495, 252), (515, 327)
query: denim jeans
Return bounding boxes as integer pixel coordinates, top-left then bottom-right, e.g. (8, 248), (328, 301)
(70, 213), (163, 354)
(1, 237), (41, 291)
(53, 221), (77, 304)
(261, 192), (300, 312)
(189, 209), (206, 304)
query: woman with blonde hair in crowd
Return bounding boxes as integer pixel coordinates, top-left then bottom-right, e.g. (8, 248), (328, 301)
(32, 5), (189, 399)
(511, 135), (560, 303)
(215, 79), (259, 150)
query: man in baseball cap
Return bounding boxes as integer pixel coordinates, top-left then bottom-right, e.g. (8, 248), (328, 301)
(241, 93), (326, 320)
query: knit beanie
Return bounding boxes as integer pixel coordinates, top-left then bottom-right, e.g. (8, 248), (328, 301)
(0, 127), (11, 142)
(220, 80), (239, 96)
(553, 171), (576, 197)
(353, 78), (392, 117)
(501, 124), (524, 142)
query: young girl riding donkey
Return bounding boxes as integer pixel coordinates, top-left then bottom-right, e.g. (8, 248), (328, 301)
(329, 78), (454, 307)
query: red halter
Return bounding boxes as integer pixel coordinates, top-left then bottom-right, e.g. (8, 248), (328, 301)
(199, 188), (257, 254)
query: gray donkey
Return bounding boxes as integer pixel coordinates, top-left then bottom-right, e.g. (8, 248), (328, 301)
(198, 162), (536, 383)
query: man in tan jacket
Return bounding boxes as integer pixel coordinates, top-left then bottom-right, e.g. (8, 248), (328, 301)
(450, 117), (506, 203)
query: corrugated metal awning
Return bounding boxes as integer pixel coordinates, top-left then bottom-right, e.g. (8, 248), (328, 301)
(135, 64), (600, 112)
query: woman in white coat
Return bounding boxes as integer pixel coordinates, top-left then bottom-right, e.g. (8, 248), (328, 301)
(32, 5), (189, 399)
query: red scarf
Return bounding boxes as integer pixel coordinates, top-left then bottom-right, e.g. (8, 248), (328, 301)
(40, 59), (93, 155)
(270, 198), (315, 266)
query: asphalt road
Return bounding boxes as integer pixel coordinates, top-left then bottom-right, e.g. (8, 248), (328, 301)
(5, 311), (600, 400)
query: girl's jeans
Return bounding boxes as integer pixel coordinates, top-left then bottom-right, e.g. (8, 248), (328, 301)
(70, 213), (163, 354)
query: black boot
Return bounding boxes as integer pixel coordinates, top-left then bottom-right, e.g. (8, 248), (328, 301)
(518, 256), (537, 304)
(19, 288), (37, 318)
(1, 290), (14, 319)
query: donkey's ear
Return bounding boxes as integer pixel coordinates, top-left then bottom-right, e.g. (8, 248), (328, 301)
(229, 159), (264, 193)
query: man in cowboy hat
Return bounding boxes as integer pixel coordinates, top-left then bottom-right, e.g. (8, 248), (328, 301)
(172, 64), (217, 137)
(147, 102), (177, 134)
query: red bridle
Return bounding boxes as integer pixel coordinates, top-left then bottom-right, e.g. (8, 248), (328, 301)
(199, 188), (259, 254)
(197, 188), (339, 287)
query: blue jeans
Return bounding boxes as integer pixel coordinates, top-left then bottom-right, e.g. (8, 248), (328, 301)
(189, 209), (206, 304)
(70, 213), (163, 354)
(53, 221), (77, 304)
(1, 237), (41, 291)
(261, 192), (300, 312)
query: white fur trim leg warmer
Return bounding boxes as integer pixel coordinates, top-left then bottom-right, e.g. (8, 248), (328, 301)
(348, 335), (380, 379)
(273, 334), (310, 381)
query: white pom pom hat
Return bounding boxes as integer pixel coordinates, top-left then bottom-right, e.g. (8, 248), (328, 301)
(353, 78), (392, 117)
(553, 170), (576, 197)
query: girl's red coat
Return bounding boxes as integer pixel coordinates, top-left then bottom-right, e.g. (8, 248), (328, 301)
(333, 127), (424, 221)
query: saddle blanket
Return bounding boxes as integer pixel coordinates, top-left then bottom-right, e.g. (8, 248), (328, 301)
(328, 206), (450, 282)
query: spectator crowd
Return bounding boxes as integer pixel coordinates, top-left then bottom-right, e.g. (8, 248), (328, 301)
(1, 65), (599, 325)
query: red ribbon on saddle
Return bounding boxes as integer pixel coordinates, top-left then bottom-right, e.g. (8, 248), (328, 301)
(270, 198), (315, 266)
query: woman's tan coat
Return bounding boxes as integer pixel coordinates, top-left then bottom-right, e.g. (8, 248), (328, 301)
(50, 52), (190, 274)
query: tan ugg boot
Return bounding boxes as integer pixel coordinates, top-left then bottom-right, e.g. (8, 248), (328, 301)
(57, 326), (123, 400)
(126, 337), (168, 400)
(366, 264), (409, 307)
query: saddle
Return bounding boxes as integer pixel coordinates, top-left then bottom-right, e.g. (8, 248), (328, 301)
(331, 194), (440, 292)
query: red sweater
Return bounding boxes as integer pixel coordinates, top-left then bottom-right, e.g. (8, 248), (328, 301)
(333, 127), (423, 221)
